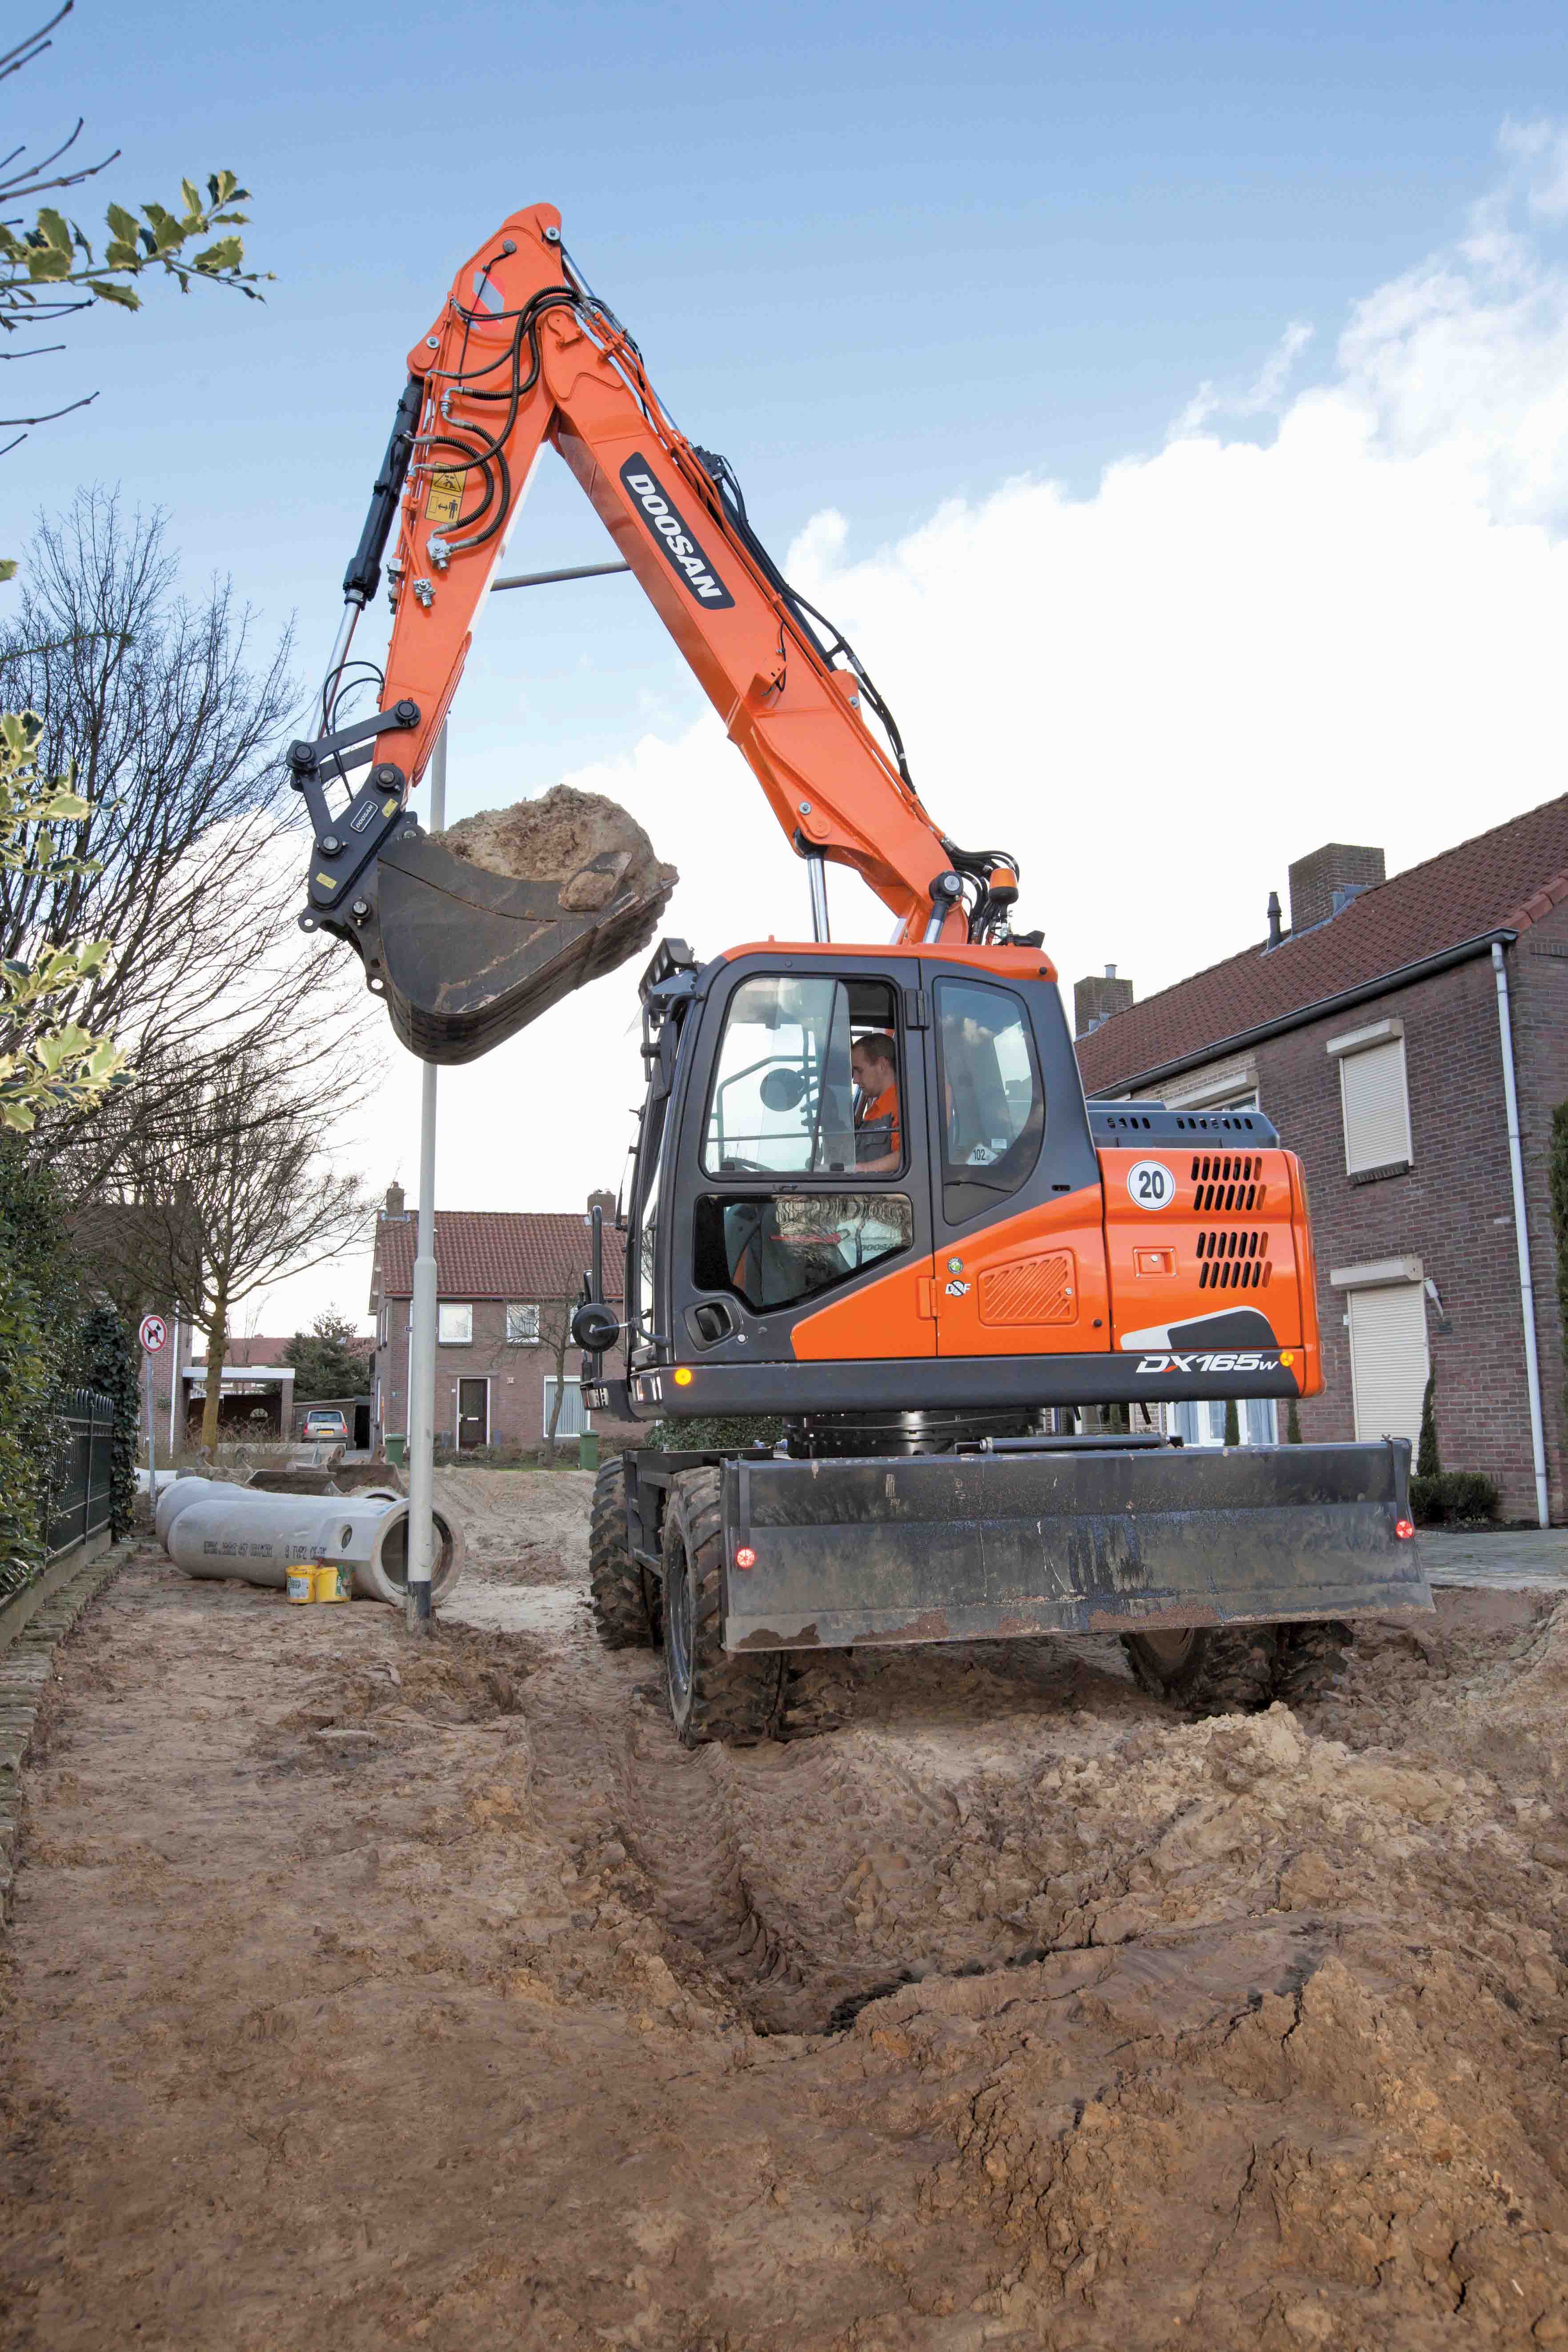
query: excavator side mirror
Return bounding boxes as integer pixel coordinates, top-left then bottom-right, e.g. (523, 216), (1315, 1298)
(571, 1301), (621, 1353)
(758, 1065), (806, 1112)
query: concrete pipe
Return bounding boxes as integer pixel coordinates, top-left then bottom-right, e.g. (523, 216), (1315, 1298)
(163, 1486), (464, 1609)
(155, 1475), (244, 1550)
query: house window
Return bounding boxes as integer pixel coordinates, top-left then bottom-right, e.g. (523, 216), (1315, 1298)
(1171, 1399), (1277, 1446)
(506, 1303), (540, 1346)
(1328, 1021), (1412, 1173)
(543, 1376), (590, 1438)
(1346, 1281), (1428, 1445)
(437, 1302), (473, 1345)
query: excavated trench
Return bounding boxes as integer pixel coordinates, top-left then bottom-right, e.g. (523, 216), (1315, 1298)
(4, 1472), (1565, 2352)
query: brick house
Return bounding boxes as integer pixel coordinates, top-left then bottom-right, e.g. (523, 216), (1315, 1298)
(368, 1187), (634, 1454)
(1073, 799), (1568, 1525)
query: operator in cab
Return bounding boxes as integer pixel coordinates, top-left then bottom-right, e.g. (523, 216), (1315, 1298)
(851, 1033), (901, 1172)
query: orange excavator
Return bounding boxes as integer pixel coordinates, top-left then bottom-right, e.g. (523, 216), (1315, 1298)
(295, 204), (1431, 1742)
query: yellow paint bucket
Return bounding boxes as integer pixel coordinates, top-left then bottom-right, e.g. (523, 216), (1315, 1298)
(313, 1562), (351, 1605)
(285, 1565), (314, 1604)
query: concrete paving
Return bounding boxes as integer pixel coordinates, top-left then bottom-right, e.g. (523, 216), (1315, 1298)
(1420, 1526), (1568, 1593)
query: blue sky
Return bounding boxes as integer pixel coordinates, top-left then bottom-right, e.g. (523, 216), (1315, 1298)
(17, 0), (1568, 787)
(14, 2), (1568, 1337)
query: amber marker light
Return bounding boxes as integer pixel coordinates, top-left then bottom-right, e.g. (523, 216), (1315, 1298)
(1279, 1351), (1295, 1368)
(674, 1367), (694, 1386)
(1396, 1518), (1416, 1540)
(734, 1546), (757, 1571)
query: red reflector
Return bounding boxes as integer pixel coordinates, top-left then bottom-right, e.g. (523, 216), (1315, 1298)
(734, 1546), (757, 1571)
(1396, 1517), (1416, 1540)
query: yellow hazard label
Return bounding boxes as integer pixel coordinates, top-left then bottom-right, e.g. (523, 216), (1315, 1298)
(314, 873), (338, 891)
(425, 467), (467, 524)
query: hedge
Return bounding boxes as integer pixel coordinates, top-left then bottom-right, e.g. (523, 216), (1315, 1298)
(1411, 1470), (1500, 1528)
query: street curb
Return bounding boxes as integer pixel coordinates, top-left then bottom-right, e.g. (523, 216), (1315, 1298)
(0, 1544), (128, 1927)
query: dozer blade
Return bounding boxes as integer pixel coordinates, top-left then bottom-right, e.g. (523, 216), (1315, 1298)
(719, 1438), (1432, 1651)
(347, 830), (674, 1065)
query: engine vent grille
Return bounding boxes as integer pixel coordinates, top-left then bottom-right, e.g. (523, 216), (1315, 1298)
(979, 1250), (1076, 1326)
(1190, 1152), (1264, 1212)
(1196, 1228), (1272, 1290)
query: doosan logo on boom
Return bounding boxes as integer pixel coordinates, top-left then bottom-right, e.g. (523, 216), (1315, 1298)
(619, 458), (735, 607)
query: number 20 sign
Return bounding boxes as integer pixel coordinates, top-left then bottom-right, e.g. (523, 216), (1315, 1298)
(1126, 1160), (1176, 1211)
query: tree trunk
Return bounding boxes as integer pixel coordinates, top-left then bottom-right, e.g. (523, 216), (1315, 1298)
(201, 1288), (229, 1456)
(545, 1355), (566, 1459)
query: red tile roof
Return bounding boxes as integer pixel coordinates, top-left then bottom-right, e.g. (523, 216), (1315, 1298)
(193, 1334), (373, 1365)
(373, 1211), (626, 1304)
(1075, 793), (1568, 1095)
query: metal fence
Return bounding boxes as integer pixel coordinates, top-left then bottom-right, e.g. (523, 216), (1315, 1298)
(45, 1388), (116, 1563)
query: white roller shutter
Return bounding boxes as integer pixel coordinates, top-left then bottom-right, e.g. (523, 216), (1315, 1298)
(1347, 1282), (1428, 1445)
(1339, 1037), (1412, 1172)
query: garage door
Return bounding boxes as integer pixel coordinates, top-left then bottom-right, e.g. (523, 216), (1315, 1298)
(1347, 1282), (1428, 1445)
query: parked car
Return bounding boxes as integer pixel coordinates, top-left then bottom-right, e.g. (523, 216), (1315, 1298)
(301, 1408), (349, 1445)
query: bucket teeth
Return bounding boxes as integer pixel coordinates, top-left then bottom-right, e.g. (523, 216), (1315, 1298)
(344, 833), (676, 1065)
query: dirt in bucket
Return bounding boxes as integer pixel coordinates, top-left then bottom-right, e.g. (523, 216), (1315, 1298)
(436, 783), (678, 916)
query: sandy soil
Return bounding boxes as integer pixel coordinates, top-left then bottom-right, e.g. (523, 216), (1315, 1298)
(1, 1471), (1565, 2350)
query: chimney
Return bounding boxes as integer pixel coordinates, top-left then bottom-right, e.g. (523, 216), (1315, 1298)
(384, 1180), (405, 1217)
(1266, 890), (1284, 949)
(586, 1188), (616, 1221)
(1287, 843), (1385, 936)
(1073, 963), (1135, 1039)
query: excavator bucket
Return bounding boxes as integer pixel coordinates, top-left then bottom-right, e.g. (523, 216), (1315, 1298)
(315, 783), (678, 1066)
(348, 828), (674, 1064)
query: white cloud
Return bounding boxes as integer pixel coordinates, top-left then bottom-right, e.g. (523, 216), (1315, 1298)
(256, 131), (1568, 1333)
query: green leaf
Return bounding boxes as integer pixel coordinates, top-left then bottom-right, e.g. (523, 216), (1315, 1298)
(103, 239), (141, 269)
(105, 203), (138, 245)
(192, 237), (242, 273)
(36, 207), (73, 253)
(35, 790), (92, 821)
(90, 281), (141, 310)
(26, 247), (72, 282)
(180, 178), (203, 218)
(0, 560), (16, 585)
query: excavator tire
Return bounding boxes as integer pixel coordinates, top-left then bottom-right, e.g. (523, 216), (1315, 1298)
(662, 1468), (784, 1748)
(1121, 1625), (1282, 1716)
(1274, 1619), (1353, 1706)
(589, 1461), (661, 1650)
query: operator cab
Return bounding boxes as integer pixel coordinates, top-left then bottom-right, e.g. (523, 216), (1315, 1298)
(589, 933), (1105, 1430)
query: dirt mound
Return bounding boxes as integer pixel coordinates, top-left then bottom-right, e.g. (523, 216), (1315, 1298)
(437, 782), (677, 916)
(3, 1501), (1565, 2351)
(280, 1622), (537, 1734)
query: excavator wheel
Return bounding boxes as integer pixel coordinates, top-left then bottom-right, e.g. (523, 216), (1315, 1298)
(588, 1461), (662, 1651)
(1121, 1625), (1282, 1716)
(661, 1468), (784, 1747)
(1274, 1620), (1353, 1706)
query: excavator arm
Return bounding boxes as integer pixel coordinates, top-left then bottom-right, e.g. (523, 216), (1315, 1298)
(292, 205), (1026, 1060)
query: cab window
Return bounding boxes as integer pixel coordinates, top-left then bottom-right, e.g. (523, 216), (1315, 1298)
(935, 979), (1043, 1222)
(702, 974), (902, 1178)
(694, 1192), (914, 1314)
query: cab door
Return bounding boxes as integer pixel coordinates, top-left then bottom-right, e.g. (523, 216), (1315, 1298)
(918, 964), (1111, 1362)
(670, 950), (937, 1365)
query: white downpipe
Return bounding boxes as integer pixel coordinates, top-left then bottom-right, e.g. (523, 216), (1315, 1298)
(158, 1479), (464, 1607)
(1492, 942), (1551, 1528)
(167, 1305), (180, 1452)
(406, 721), (446, 1630)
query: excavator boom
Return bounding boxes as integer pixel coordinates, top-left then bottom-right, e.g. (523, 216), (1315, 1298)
(294, 205), (1016, 1060)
